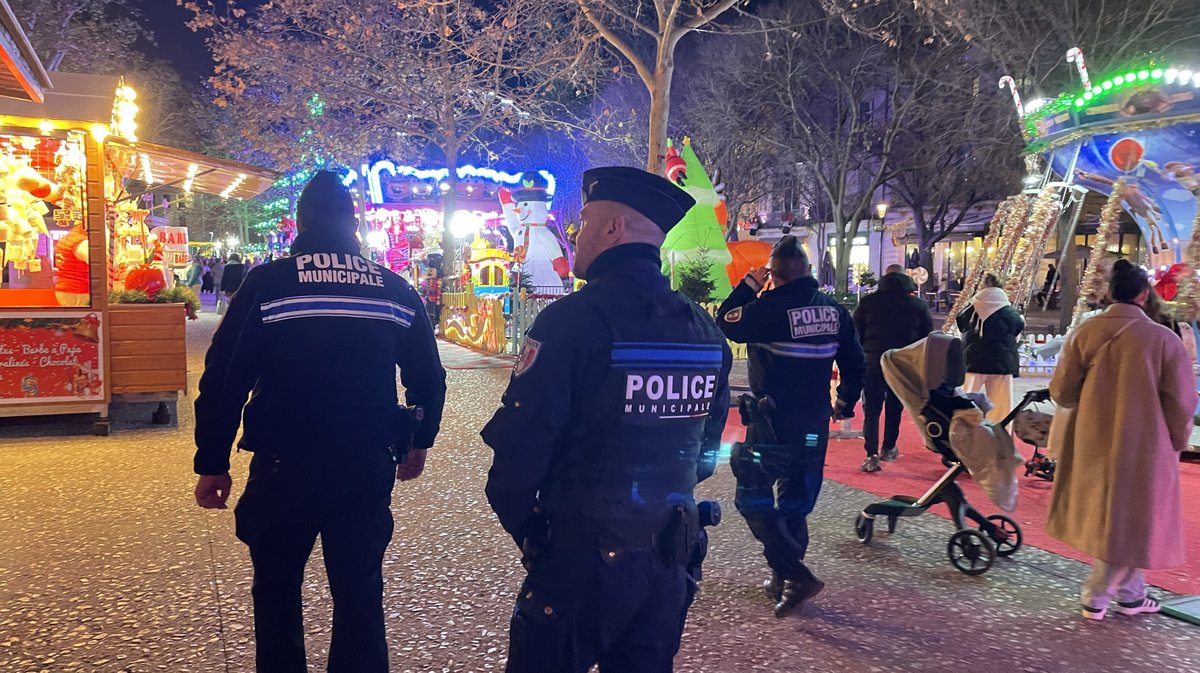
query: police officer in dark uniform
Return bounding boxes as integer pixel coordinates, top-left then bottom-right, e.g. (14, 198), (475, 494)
(716, 236), (864, 617)
(193, 171), (447, 673)
(482, 166), (732, 673)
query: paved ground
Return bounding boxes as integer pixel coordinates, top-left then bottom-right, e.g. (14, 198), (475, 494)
(0, 309), (1198, 673)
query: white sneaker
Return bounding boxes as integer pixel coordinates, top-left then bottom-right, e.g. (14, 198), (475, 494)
(1115, 597), (1161, 616)
(1081, 604), (1107, 621)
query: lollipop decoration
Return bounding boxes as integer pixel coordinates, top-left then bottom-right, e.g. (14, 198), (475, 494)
(1066, 47), (1091, 90)
(999, 76), (1024, 117)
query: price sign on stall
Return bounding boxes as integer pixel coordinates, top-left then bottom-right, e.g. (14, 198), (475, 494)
(154, 226), (190, 268)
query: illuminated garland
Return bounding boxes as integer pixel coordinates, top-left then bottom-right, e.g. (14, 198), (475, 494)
(1008, 187), (1064, 309)
(943, 198), (1013, 333)
(991, 194), (1032, 287)
(1172, 205), (1200, 319)
(1072, 177), (1127, 327)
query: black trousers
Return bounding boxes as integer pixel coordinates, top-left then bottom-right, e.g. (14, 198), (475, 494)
(730, 411), (826, 584)
(234, 448), (397, 673)
(505, 547), (694, 673)
(862, 367), (903, 457)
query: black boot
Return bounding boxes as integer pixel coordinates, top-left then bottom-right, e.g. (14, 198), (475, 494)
(773, 576), (825, 618)
(762, 572), (783, 603)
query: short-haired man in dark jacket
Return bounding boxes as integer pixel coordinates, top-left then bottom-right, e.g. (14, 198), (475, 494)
(193, 171), (447, 672)
(852, 264), (933, 472)
(717, 236), (864, 616)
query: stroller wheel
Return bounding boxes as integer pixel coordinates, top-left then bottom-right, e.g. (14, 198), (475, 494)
(947, 529), (996, 576)
(854, 513), (874, 544)
(984, 515), (1023, 557)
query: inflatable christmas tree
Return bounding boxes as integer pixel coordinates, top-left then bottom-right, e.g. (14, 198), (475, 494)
(661, 137), (733, 300)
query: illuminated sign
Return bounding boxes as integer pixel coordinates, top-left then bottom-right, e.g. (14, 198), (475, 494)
(343, 161), (556, 205)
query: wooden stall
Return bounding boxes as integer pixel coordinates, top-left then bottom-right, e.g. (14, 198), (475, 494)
(0, 73), (275, 433)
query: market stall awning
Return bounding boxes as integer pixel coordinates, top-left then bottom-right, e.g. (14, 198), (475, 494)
(108, 140), (280, 200)
(0, 1), (51, 103)
(0, 71), (114, 122)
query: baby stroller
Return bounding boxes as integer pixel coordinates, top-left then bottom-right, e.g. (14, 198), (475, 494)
(1013, 404), (1056, 481)
(853, 333), (1050, 575)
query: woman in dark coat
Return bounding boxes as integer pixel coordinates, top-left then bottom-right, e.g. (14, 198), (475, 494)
(955, 273), (1025, 422)
(221, 254), (246, 297)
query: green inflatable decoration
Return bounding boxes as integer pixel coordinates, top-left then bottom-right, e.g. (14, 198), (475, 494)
(661, 137), (733, 300)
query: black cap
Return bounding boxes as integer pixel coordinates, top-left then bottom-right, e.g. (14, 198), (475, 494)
(581, 166), (696, 233)
(512, 171), (550, 203)
(297, 170), (356, 232)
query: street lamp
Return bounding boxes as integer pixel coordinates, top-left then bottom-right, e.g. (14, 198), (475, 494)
(874, 203), (888, 275)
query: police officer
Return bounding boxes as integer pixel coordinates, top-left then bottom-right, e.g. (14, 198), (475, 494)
(716, 236), (864, 617)
(193, 171), (447, 673)
(482, 166), (732, 673)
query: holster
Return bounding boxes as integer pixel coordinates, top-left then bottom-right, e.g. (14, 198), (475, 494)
(654, 502), (700, 567)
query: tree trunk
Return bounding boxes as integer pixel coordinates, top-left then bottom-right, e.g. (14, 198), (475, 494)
(441, 152), (460, 279)
(834, 222), (853, 293)
(646, 67), (673, 175)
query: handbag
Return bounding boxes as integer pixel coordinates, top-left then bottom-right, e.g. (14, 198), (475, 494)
(216, 296), (227, 316)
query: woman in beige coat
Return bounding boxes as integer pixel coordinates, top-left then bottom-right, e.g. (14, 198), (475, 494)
(1048, 260), (1197, 621)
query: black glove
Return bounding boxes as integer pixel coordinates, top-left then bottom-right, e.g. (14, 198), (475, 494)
(518, 509), (549, 573)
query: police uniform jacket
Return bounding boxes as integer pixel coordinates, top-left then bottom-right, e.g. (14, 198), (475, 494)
(481, 244), (733, 550)
(193, 229), (447, 475)
(717, 275), (864, 415)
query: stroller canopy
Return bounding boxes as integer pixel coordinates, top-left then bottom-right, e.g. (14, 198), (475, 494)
(881, 333), (1023, 513)
(881, 332), (965, 413)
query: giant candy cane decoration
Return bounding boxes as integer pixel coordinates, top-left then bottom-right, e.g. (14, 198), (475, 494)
(999, 76), (1024, 116)
(1066, 47), (1091, 89)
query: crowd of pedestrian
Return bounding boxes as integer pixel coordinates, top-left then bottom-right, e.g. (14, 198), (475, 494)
(191, 168), (1193, 672)
(179, 253), (275, 312)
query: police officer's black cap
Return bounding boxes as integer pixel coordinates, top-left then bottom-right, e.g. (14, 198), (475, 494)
(297, 170), (356, 232)
(581, 166), (696, 234)
(772, 235), (808, 260)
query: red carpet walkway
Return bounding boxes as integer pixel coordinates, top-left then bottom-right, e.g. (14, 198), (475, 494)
(722, 413), (1200, 595)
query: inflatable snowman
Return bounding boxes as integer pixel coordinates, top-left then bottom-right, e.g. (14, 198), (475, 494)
(499, 172), (568, 293)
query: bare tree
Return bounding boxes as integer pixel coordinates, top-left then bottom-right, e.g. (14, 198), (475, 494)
(886, 69), (1024, 286)
(698, 0), (938, 291)
(12, 0), (145, 72)
(188, 0), (600, 275)
(570, 0), (744, 174)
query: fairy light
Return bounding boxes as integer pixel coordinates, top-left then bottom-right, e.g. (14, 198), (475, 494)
(110, 79), (139, 142)
(183, 163), (199, 193)
(221, 173), (248, 199)
(1027, 61), (1200, 120)
(140, 153), (155, 185)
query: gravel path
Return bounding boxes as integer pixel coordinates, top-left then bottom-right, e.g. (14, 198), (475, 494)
(0, 312), (1196, 672)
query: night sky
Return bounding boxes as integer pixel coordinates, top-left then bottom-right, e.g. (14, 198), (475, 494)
(134, 0), (217, 84)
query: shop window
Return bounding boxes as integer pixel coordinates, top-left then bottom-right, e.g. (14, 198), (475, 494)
(0, 134), (89, 308)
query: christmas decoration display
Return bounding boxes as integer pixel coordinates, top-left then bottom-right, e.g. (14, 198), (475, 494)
(1172, 207), (1200, 317)
(1006, 186), (1064, 309)
(498, 171), (568, 292)
(660, 138), (734, 300)
(1073, 178), (1128, 326)
(942, 199), (1013, 333)
(725, 240), (772, 288)
(466, 237), (513, 295)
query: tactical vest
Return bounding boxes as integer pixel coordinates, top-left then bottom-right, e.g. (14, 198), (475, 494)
(542, 292), (724, 547)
